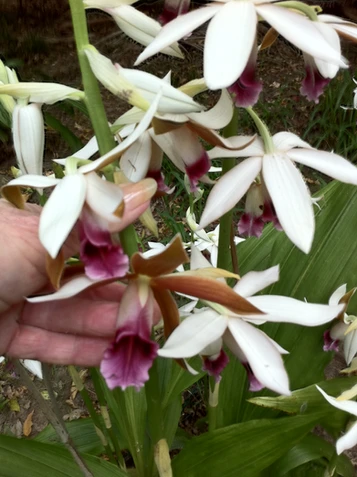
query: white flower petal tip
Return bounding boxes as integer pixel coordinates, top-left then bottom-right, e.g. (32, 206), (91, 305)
(21, 360), (43, 379)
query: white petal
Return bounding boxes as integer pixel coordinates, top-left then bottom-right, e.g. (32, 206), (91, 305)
(272, 131), (312, 151)
(0, 82), (83, 104)
(27, 275), (100, 303)
(199, 156), (262, 229)
(188, 89), (233, 130)
(135, 6), (221, 65)
(13, 104), (44, 176)
(85, 171), (124, 223)
(337, 422), (357, 455)
(329, 284), (347, 305)
(204, 1), (257, 89)
(121, 68), (202, 114)
(39, 174), (87, 258)
(263, 154), (314, 254)
(233, 265), (279, 298)
(208, 136), (264, 159)
(317, 386), (357, 416)
(344, 330), (357, 365)
(120, 131), (152, 182)
(79, 89), (162, 173)
(247, 295), (343, 326)
(158, 310), (228, 358)
(313, 22), (340, 78)
(227, 319), (291, 395)
(0, 356), (5, 364)
(64, 136), (99, 161)
(256, 5), (346, 67)
(110, 5), (183, 58)
(190, 244), (213, 270)
(21, 360), (43, 379)
(287, 149), (357, 185)
(3, 174), (60, 189)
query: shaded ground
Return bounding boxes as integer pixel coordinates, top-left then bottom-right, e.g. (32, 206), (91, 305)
(1, 0), (357, 468)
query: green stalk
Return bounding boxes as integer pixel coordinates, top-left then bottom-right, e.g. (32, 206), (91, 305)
(276, 1), (319, 20)
(68, 366), (119, 467)
(68, 0), (115, 155)
(246, 107), (274, 154)
(68, 0), (138, 257)
(208, 376), (220, 432)
(90, 368), (125, 467)
(217, 108), (239, 272)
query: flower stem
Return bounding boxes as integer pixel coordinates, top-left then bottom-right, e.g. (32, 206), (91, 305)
(69, 0), (138, 257)
(246, 107), (274, 154)
(217, 108), (239, 272)
(208, 376), (220, 432)
(276, 1), (319, 21)
(68, 0), (115, 156)
(68, 366), (119, 468)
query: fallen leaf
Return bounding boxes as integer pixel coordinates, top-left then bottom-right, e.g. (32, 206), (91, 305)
(9, 398), (20, 412)
(23, 410), (34, 437)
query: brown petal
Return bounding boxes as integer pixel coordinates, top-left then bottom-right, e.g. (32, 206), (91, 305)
(1, 185), (25, 209)
(152, 288), (180, 338)
(260, 27), (279, 50)
(131, 234), (189, 277)
(152, 274), (263, 315)
(187, 122), (256, 150)
(46, 250), (65, 290)
(152, 117), (185, 135)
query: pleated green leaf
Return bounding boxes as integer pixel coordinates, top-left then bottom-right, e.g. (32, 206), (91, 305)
(172, 414), (319, 477)
(0, 435), (126, 476)
(267, 433), (354, 477)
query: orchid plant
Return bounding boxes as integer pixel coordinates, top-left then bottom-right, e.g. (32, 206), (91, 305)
(2, 0), (357, 475)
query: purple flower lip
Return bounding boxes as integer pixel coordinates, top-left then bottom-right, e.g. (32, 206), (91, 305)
(185, 150), (210, 191)
(202, 349), (229, 382)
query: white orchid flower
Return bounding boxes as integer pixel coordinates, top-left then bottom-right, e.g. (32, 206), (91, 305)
(159, 248), (344, 395)
(317, 385), (357, 455)
(0, 60), (84, 177)
(84, 46), (201, 114)
(115, 86), (253, 191)
(83, 0), (184, 58)
(2, 92), (161, 258)
(200, 131), (357, 253)
(135, 0), (346, 90)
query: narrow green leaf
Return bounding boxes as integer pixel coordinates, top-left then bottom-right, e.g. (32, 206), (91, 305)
(172, 414), (318, 477)
(0, 435), (126, 476)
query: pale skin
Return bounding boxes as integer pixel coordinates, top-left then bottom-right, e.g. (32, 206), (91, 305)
(0, 199), (129, 366)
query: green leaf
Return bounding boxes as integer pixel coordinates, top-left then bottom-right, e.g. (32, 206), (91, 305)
(34, 418), (105, 455)
(0, 435), (126, 476)
(218, 181), (357, 426)
(172, 414), (319, 477)
(44, 112), (83, 153)
(267, 433), (354, 477)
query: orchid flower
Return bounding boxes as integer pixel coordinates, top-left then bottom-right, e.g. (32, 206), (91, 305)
(84, 46), (201, 114)
(317, 385), (357, 455)
(27, 235), (262, 390)
(200, 132), (357, 253)
(83, 0), (184, 58)
(1, 94), (162, 259)
(324, 284), (357, 365)
(160, 249), (344, 394)
(135, 1), (346, 90)
(0, 60), (84, 177)
(115, 85), (254, 190)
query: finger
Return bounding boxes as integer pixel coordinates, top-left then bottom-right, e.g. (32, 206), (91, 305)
(6, 324), (109, 366)
(20, 298), (121, 337)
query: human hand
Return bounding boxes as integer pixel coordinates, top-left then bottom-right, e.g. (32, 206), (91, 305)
(0, 199), (140, 366)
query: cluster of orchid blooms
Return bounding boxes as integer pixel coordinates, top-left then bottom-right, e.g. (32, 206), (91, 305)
(3, 0), (357, 453)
